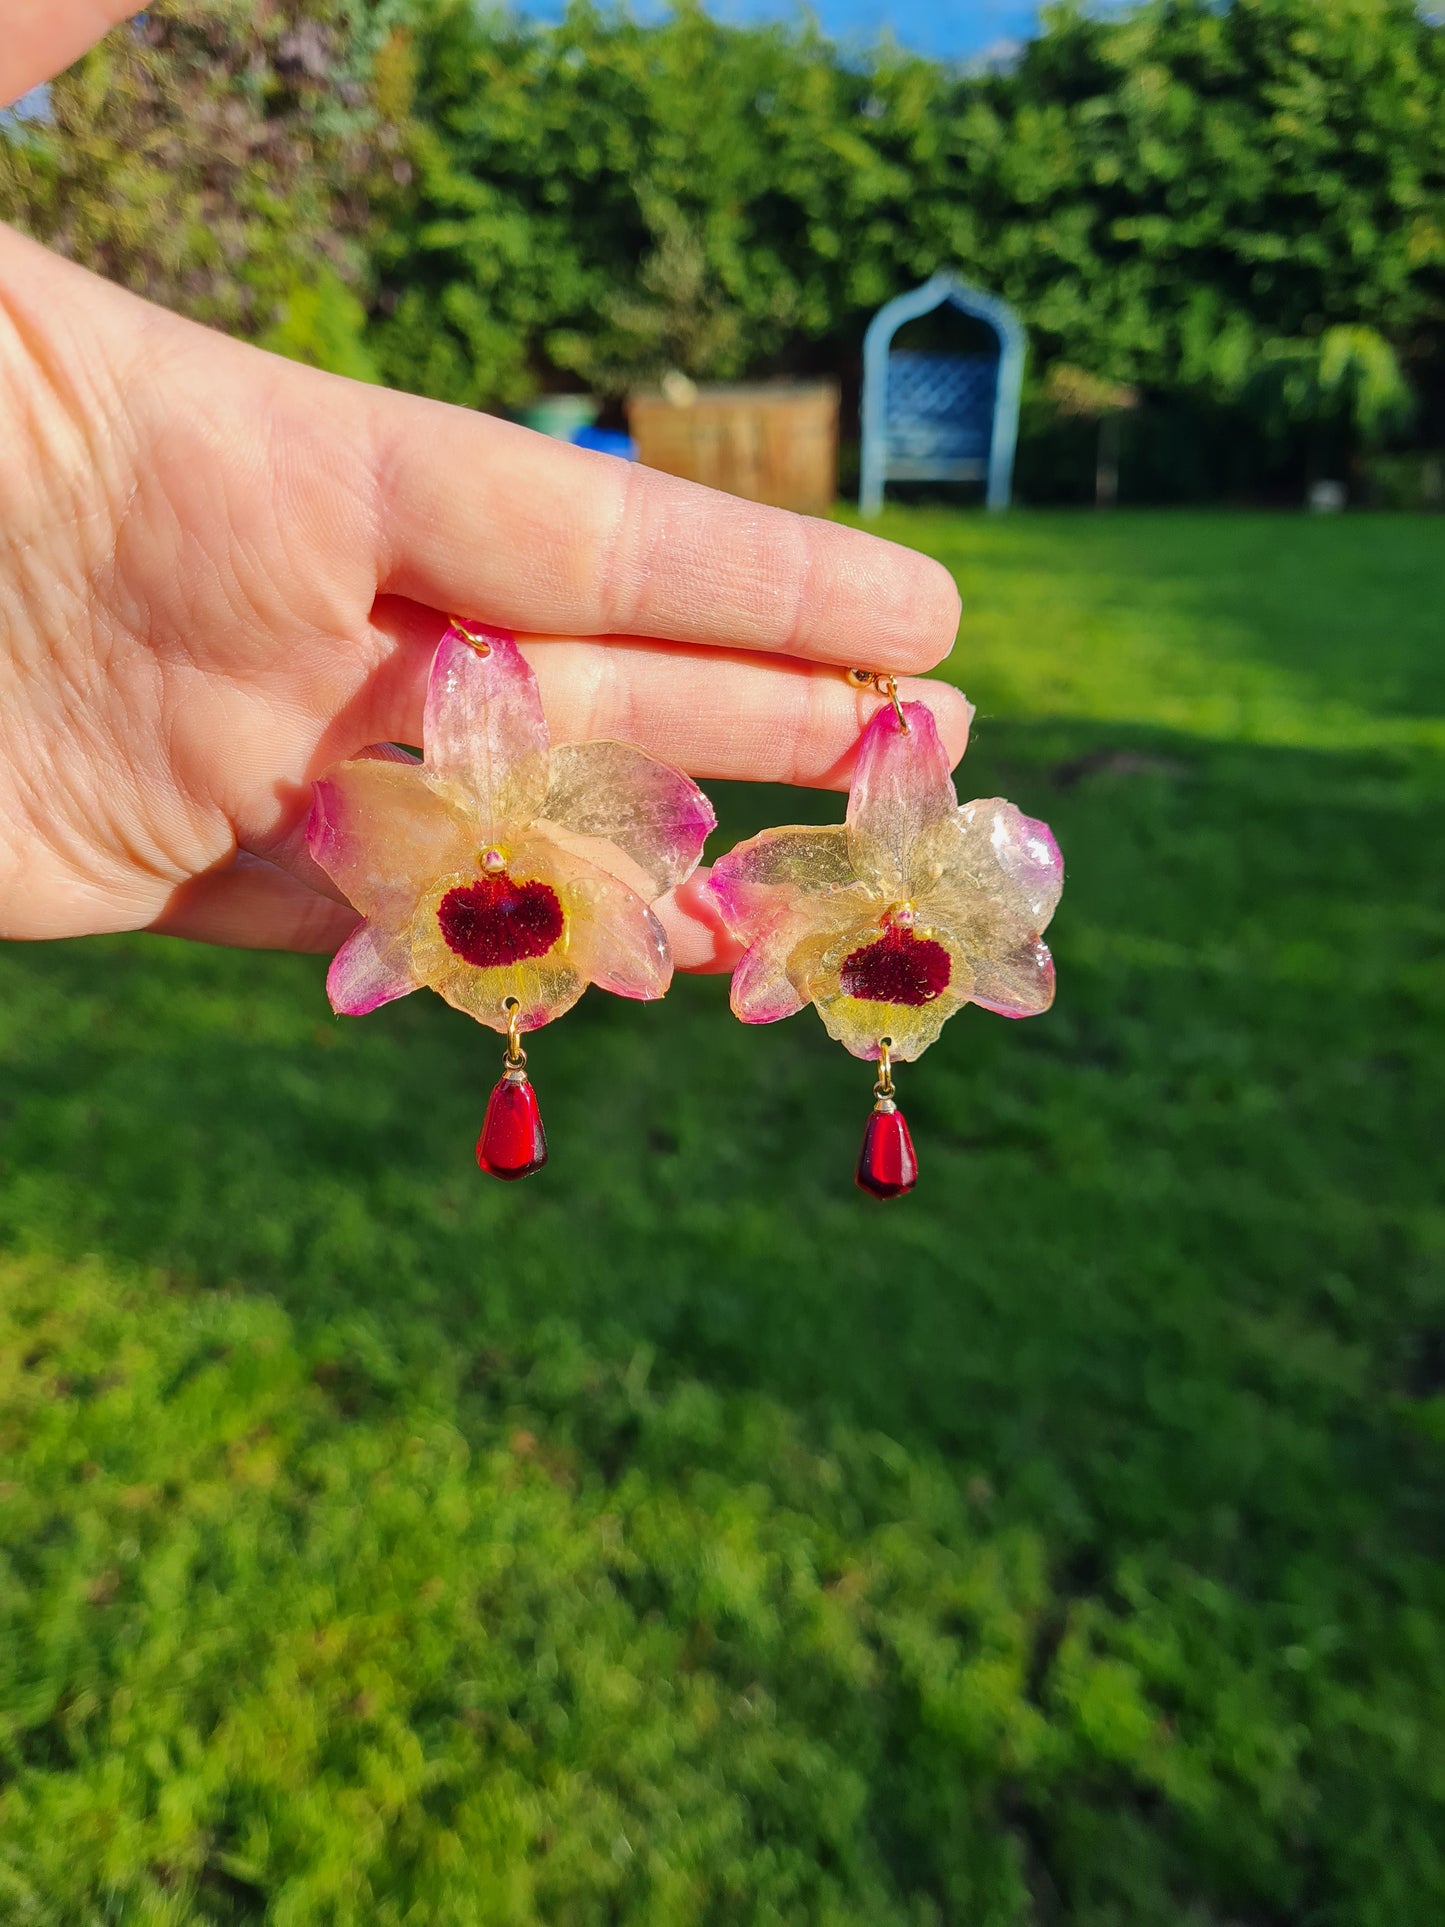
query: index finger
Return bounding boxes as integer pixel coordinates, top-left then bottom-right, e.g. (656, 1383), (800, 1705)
(362, 391), (962, 675)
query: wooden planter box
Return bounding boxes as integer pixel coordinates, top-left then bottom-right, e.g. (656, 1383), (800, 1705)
(626, 381), (839, 513)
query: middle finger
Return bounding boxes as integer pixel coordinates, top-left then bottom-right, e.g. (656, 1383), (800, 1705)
(357, 607), (975, 792)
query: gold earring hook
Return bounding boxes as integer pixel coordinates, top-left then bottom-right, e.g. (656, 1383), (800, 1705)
(846, 667), (909, 732)
(450, 616), (493, 656)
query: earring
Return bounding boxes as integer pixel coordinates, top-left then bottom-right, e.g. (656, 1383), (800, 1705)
(306, 620), (715, 1180)
(708, 669), (1062, 1199)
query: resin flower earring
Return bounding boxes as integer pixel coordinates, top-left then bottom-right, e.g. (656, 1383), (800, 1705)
(307, 620), (714, 1179)
(708, 671), (1062, 1199)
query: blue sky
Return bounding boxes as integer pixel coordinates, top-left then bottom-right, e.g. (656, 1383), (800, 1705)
(518, 3), (1041, 61)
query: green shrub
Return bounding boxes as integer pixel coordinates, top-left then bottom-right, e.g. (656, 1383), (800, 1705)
(5, 0), (1441, 485)
(373, 0), (1444, 487)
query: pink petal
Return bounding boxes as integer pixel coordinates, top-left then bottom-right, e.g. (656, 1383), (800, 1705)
(970, 936), (1056, 1019)
(955, 799), (1064, 929)
(307, 761), (476, 920)
(423, 624), (551, 837)
(729, 916), (811, 1025)
(925, 802), (1058, 1019)
(326, 918), (419, 1016)
(541, 740), (715, 896)
(708, 824), (854, 940)
(974, 793), (1063, 921)
(563, 869), (672, 1001)
(845, 699), (960, 899)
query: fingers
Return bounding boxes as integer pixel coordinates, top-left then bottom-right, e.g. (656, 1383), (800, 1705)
(656, 870), (741, 976)
(2, 1), (139, 104)
(362, 392), (961, 674)
(524, 639), (975, 790)
(149, 853), (359, 954)
(363, 601), (975, 792)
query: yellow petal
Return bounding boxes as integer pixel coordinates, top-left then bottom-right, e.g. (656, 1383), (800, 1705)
(709, 823), (854, 936)
(541, 740), (715, 896)
(794, 910), (973, 1063)
(403, 831), (672, 1031)
(307, 761), (477, 921)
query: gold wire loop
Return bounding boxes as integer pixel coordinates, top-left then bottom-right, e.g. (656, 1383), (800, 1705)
(846, 667), (909, 732)
(503, 997), (527, 1071)
(873, 1036), (895, 1101)
(450, 616), (493, 656)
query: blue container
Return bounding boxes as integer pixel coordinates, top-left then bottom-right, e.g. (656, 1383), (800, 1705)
(570, 425), (638, 460)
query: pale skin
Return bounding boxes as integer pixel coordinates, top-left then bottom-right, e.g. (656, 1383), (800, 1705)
(0, 3), (969, 974)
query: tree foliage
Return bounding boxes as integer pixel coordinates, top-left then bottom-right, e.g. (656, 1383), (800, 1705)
(963, 0), (1445, 402)
(2, 0), (1441, 481)
(371, 0), (1444, 444)
(1247, 325), (1415, 455)
(0, 0), (408, 374)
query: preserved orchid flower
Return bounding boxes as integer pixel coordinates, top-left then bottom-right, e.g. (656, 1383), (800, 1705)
(307, 621), (715, 1176)
(709, 694), (1062, 1196)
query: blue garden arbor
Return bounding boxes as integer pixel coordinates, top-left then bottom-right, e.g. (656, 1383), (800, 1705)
(860, 274), (1026, 515)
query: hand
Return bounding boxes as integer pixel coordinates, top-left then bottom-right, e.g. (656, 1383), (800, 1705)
(1, 1), (139, 108)
(0, 228), (966, 969)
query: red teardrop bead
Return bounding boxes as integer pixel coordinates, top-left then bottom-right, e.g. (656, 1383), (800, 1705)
(477, 1074), (548, 1181)
(856, 1101), (918, 1200)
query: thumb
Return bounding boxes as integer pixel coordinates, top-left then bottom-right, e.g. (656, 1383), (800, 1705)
(2, 1), (141, 107)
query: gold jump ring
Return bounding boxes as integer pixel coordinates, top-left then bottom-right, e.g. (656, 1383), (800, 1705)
(874, 1036), (895, 1100)
(503, 997), (526, 1069)
(846, 667), (909, 732)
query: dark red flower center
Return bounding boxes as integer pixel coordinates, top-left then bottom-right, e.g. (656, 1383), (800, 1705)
(437, 873), (564, 968)
(840, 923), (951, 1007)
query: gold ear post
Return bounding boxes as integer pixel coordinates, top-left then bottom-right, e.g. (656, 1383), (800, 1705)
(847, 667), (909, 732)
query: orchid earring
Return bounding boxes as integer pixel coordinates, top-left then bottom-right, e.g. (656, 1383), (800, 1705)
(306, 620), (714, 1179)
(708, 670), (1063, 1199)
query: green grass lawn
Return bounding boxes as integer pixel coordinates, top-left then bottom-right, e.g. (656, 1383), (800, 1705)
(1, 511), (1441, 1925)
